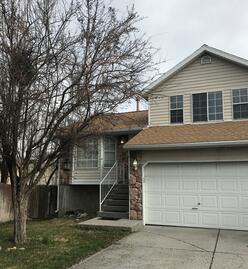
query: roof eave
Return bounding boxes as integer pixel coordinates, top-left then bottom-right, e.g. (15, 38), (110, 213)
(101, 127), (144, 135)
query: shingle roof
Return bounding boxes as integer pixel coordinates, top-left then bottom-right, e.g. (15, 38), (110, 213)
(60, 110), (148, 138)
(89, 110), (148, 132)
(124, 121), (248, 149)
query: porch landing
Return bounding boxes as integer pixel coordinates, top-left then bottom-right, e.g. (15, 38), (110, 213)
(79, 217), (143, 232)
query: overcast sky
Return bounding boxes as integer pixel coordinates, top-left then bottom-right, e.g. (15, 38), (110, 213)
(113, 0), (248, 111)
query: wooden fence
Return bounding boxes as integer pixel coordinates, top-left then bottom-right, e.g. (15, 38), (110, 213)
(0, 184), (57, 222)
(28, 185), (57, 219)
(0, 183), (13, 222)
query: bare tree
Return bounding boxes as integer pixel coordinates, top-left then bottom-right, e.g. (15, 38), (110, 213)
(0, 0), (157, 244)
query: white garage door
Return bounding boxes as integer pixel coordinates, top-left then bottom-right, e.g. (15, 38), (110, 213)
(144, 162), (248, 230)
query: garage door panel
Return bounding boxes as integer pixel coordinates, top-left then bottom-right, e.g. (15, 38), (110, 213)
(164, 179), (180, 191)
(182, 196), (199, 208)
(219, 180), (238, 192)
(164, 164), (181, 176)
(182, 180), (198, 191)
(164, 211), (181, 225)
(164, 195), (180, 208)
(144, 162), (248, 230)
(200, 179), (217, 191)
(200, 196), (218, 209)
(146, 177), (162, 191)
(146, 193), (162, 207)
(220, 196), (239, 210)
(240, 181), (248, 192)
(180, 164), (200, 176)
(217, 163), (238, 177)
(182, 212), (199, 226)
(241, 215), (248, 228)
(220, 214), (239, 228)
(240, 197), (248, 209)
(146, 210), (162, 225)
(201, 213), (218, 227)
(199, 163), (216, 177)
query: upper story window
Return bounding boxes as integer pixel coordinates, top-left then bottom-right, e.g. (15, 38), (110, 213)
(192, 93), (207, 122)
(170, 95), (183, 124)
(76, 138), (98, 168)
(233, 88), (248, 119)
(193, 91), (223, 122)
(208, 91), (223, 120)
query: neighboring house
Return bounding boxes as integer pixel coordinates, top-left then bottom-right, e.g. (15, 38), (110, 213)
(58, 111), (147, 216)
(123, 44), (248, 230)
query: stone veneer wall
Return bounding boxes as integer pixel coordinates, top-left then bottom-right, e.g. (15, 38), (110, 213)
(129, 152), (143, 220)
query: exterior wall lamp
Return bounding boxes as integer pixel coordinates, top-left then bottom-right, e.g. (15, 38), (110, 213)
(133, 159), (138, 170)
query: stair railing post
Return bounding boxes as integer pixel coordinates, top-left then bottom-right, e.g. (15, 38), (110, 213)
(116, 161), (118, 184)
(99, 182), (102, 211)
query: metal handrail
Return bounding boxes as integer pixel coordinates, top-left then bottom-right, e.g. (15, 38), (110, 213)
(99, 161), (118, 211)
(117, 162), (128, 184)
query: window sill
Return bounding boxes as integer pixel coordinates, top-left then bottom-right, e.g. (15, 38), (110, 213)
(192, 120), (224, 124)
(75, 167), (100, 170)
(232, 118), (248, 122)
(170, 122), (184, 125)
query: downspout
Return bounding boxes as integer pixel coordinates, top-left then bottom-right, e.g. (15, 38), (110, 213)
(99, 137), (104, 211)
(142, 162), (149, 226)
(128, 149), (130, 220)
(55, 159), (60, 214)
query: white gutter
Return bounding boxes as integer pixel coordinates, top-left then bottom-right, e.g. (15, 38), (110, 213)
(124, 140), (248, 150)
(102, 127), (144, 135)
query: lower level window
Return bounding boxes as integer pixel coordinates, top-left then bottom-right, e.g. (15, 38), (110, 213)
(76, 138), (98, 168)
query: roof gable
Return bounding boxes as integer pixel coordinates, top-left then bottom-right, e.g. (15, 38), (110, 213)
(145, 45), (248, 95)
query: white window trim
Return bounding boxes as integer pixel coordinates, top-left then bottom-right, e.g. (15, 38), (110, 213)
(231, 86), (248, 120)
(232, 88), (248, 120)
(169, 95), (184, 124)
(76, 139), (99, 169)
(191, 91), (223, 123)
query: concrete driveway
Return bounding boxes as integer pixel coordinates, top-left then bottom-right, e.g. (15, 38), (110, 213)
(71, 226), (248, 269)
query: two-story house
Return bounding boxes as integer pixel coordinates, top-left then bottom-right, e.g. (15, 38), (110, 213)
(123, 45), (248, 230)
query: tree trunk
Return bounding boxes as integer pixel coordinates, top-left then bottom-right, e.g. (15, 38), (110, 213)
(12, 192), (29, 244)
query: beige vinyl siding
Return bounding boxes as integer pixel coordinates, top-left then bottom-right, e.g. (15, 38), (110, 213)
(183, 94), (191, 123)
(72, 169), (101, 184)
(149, 96), (169, 126)
(140, 147), (248, 165)
(149, 54), (248, 126)
(223, 89), (233, 121)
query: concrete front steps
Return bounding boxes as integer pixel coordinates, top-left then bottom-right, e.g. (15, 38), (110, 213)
(97, 184), (129, 220)
(79, 217), (143, 232)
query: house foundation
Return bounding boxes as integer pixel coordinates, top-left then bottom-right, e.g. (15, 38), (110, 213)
(129, 152), (143, 220)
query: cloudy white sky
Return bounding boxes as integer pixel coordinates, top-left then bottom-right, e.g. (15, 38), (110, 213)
(114, 0), (248, 111)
